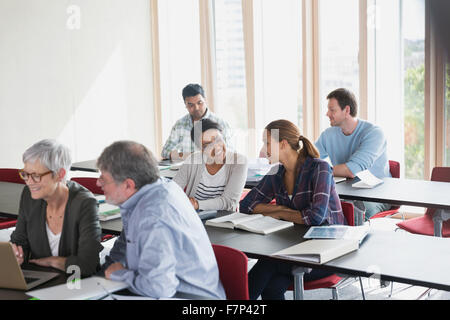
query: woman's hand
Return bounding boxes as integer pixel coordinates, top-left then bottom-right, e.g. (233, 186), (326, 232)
(30, 256), (67, 271)
(11, 243), (24, 265)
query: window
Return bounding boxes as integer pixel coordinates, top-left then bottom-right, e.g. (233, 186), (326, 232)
(252, 0), (303, 133)
(445, 63), (450, 165)
(402, 0), (425, 179)
(319, 0), (360, 132)
(158, 0), (202, 145)
(213, 0), (247, 131)
(370, 0), (425, 179)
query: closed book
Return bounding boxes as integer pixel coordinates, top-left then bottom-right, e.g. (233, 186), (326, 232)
(205, 212), (294, 235)
(273, 239), (359, 264)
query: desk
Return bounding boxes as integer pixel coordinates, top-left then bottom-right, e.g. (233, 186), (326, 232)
(336, 178), (450, 236)
(3, 182), (450, 298)
(99, 211), (450, 294)
(71, 159), (257, 188)
(71, 160), (179, 180)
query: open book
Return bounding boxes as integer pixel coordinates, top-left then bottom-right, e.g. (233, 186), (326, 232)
(205, 212), (294, 235)
(352, 170), (384, 188)
(98, 202), (121, 221)
(303, 224), (370, 245)
(273, 239), (359, 264)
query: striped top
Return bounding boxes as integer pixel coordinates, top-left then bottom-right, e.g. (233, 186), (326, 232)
(194, 166), (227, 201)
(239, 156), (346, 226)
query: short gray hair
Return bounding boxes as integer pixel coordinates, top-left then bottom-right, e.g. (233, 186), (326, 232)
(23, 139), (72, 181)
(97, 140), (160, 190)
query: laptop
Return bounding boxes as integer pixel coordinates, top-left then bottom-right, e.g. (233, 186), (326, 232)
(0, 242), (60, 291)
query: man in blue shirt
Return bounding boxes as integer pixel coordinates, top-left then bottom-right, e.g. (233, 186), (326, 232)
(97, 140), (225, 299)
(315, 88), (391, 219)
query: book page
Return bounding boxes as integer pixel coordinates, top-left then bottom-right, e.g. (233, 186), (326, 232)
(207, 212), (262, 226)
(237, 216), (294, 234)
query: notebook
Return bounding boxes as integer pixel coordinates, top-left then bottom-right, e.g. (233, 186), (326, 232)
(205, 212), (294, 235)
(273, 239), (359, 264)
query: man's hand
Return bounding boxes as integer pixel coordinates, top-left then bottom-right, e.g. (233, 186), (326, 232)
(189, 197), (199, 210)
(105, 262), (125, 280)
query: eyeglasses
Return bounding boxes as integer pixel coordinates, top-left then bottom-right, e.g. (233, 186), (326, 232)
(18, 169), (53, 183)
(97, 175), (116, 187)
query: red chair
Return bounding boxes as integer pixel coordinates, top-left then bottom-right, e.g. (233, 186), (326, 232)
(396, 167), (450, 237)
(71, 177), (104, 195)
(0, 168), (25, 184)
(369, 160), (401, 219)
(212, 244), (249, 300)
(0, 168), (25, 229)
(289, 201), (366, 299)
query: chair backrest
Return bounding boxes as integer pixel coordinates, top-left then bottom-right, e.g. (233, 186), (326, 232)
(425, 167), (450, 216)
(389, 160), (400, 179)
(341, 201), (355, 226)
(0, 168), (25, 184)
(71, 177), (104, 195)
(212, 244), (249, 300)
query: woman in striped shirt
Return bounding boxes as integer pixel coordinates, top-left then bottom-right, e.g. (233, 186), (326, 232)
(173, 118), (248, 212)
(240, 119), (345, 300)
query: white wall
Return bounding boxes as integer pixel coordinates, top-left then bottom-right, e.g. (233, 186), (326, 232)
(0, 0), (155, 168)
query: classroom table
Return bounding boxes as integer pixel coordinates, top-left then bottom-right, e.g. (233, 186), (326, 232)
(335, 177), (450, 236)
(99, 210), (450, 299)
(2, 181), (450, 299)
(71, 160), (180, 180)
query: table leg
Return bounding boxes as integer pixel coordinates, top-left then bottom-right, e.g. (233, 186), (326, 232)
(432, 209), (450, 237)
(292, 267), (311, 300)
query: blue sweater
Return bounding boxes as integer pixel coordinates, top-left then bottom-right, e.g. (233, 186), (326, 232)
(315, 119), (391, 179)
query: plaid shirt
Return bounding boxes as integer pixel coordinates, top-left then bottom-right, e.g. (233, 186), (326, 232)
(161, 108), (233, 159)
(239, 157), (346, 226)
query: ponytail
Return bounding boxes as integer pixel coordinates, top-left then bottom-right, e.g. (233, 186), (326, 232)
(298, 136), (320, 159)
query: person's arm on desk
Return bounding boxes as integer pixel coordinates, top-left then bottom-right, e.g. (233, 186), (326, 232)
(29, 257), (67, 271)
(332, 163), (355, 179)
(252, 204), (305, 224)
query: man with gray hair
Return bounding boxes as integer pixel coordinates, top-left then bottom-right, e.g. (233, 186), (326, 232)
(97, 140), (225, 299)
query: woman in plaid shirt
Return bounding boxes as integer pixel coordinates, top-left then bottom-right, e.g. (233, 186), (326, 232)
(240, 119), (346, 300)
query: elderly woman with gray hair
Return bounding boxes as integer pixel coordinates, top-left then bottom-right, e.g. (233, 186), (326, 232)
(10, 139), (103, 277)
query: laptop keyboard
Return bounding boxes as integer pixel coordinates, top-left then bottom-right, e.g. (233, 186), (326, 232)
(24, 277), (39, 284)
